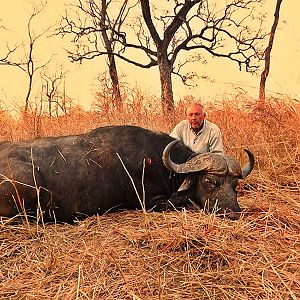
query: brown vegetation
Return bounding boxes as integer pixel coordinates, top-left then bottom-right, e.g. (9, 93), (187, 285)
(0, 94), (299, 299)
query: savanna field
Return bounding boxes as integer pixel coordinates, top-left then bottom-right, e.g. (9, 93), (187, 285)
(0, 95), (299, 299)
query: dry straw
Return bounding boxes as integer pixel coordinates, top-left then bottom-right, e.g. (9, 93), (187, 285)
(0, 95), (299, 299)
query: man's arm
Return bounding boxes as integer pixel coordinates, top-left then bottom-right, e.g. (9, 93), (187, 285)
(170, 122), (182, 140)
(209, 128), (224, 153)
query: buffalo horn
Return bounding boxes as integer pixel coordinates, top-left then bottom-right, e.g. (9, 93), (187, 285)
(162, 140), (227, 174)
(241, 148), (255, 178)
(162, 140), (181, 173)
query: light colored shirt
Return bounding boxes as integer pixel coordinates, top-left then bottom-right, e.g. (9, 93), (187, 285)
(170, 119), (223, 153)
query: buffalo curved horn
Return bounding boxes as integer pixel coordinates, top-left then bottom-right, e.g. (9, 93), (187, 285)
(241, 148), (255, 178)
(162, 140), (181, 173)
(162, 140), (227, 174)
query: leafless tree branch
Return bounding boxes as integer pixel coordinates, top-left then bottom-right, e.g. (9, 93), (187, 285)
(58, 0), (267, 112)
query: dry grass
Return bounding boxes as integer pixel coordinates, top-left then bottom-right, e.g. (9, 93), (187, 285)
(0, 94), (300, 299)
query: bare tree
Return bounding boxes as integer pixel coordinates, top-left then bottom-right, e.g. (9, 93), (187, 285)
(134, 0), (267, 111)
(41, 66), (67, 115)
(1, 4), (52, 112)
(22, 4), (53, 112)
(259, 0), (283, 103)
(58, 0), (134, 109)
(60, 0), (267, 112)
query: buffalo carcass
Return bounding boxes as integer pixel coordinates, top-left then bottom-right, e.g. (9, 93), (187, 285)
(0, 125), (254, 222)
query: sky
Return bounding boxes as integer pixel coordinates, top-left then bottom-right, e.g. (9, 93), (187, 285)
(0, 0), (299, 112)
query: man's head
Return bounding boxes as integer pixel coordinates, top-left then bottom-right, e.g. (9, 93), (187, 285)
(186, 103), (206, 132)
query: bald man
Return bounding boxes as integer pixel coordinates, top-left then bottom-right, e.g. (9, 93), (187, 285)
(170, 103), (223, 153)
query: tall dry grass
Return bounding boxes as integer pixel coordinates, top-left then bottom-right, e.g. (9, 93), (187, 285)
(0, 93), (299, 299)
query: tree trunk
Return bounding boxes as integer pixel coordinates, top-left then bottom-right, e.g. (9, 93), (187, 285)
(259, 0), (283, 103)
(107, 53), (122, 109)
(25, 72), (33, 113)
(101, 0), (122, 109)
(158, 53), (174, 113)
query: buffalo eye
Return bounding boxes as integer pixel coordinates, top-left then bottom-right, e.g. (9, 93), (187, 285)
(204, 178), (217, 189)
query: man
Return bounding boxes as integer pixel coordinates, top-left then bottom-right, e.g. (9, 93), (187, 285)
(170, 102), (223, 153)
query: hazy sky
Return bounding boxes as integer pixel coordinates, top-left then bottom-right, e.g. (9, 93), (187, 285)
(0, 0), (299, 111)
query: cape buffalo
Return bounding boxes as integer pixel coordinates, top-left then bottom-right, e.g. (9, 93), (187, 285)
(0, 125), (254, 222)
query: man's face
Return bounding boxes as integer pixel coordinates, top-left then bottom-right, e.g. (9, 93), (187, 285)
(187, 105), (205, 130)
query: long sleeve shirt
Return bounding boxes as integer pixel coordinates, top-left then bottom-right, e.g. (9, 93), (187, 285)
(170, 119), (223, 153)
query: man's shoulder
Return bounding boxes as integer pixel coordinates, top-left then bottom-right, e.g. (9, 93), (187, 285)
(205, 120), (221, 131)
(170, 120), (190, 139)
(173, 119), (189, 131)
(176, 119), (189, 127)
